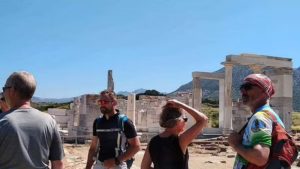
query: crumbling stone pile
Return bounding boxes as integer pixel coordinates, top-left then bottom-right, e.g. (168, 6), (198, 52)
(190, 136), (230, 154)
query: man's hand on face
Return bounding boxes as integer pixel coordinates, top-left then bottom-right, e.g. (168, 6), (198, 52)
(103, 158), (116, 168)
(228, 132), (243, 150)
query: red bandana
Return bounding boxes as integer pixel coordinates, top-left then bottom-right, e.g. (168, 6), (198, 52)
(243, 74), (275, 98)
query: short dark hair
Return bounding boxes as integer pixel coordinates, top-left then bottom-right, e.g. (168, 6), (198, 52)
(5, 71), (36, 100)
(159, 104), (182, 128)
(99, 90), (117, 101)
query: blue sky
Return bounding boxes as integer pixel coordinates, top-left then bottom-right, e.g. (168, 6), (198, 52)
(1, 0), (300, 98)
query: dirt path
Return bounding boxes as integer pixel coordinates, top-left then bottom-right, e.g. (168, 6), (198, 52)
(63, 143), (300, 169)
(63, 143), (236, 169)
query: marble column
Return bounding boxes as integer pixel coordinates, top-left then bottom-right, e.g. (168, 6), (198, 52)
(73, 97), (80, 127)
(127, 94), (136, 126)
(107, 70), (114, 91)
(192, 76), (202, 111)
(266, 68), (293, 132)
(219, 79), (225, 128)
(223, 63), (233, 134)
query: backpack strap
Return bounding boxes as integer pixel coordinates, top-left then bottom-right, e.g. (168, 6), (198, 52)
(262, 110), (289, 152)
(118, 114), (128, 132)
(116, 114), (128, 157)
(94, 116), (103, 160)
(262, 110), (278, 124)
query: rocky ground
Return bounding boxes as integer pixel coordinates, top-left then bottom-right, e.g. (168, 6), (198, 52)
(63, 143), (236, 169)
(63, 141), (300, 169)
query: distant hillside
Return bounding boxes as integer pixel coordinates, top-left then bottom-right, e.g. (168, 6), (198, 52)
(173, 66), (300, 111)
(32, 96), (74, 103)
(117, 88), (147, 96)
(293, 67), (300, 111)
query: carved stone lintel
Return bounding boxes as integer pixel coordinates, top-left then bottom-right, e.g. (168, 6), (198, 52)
(248, 64), (264, 74)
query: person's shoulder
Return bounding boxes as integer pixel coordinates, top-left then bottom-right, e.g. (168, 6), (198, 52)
(254, 110), (273, 121)
(118, 113), (129, 121)
(28, 108), (59, 126)
(251, 111), (273, 128)
(149, 135), (164, 147)
(0, 109), (19, 121)
(150, 135), (161, 142)
(0, 112), (6, 119)
(253, 109), (269, 118)
(31, 108), (54, 118)
(93, 116), (103, 124)
(0, 114), (9, 125)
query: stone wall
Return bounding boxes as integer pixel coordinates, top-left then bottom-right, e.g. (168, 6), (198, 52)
(51, 93), (254, 142)
(48, 108), (69, 129)
(60, 94), (194, 140)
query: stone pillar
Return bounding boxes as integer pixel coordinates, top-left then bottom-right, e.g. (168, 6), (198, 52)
(127, 94), (136, 126)
(267, 68), (293, 132)
(223, 63), (233, 134)
(192, 75), (202, 111)
(219, 79), (225, 128)
(78, 95), (88, 136)
(82, 95), (87, 115)
(73, 98), (80, 127)
(137, 109), (144, 126)
(107, 70), (114, 91)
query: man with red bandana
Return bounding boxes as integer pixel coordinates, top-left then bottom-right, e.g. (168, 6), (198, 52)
(228, 74), (285, 169)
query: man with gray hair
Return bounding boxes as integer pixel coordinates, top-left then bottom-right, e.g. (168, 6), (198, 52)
(0, 71), (64, 169)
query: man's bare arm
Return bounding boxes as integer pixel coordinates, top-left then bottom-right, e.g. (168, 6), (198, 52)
(51, 160), (63, 169)
(86, 136), (99, 169)
(141, 145), (154, 169)
(117, 136), (141, 162)
(233, 143), (270, 166)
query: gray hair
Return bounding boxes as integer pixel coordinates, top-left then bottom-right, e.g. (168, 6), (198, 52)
(5, 71), (36, 100)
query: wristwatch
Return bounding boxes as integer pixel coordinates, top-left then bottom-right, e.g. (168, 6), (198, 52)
(114, 157), (121, 165)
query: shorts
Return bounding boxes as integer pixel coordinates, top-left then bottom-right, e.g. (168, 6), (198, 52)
(93, 160), (127, 169)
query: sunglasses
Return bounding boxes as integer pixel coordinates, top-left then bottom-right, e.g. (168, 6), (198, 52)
(175, 116), (188, 122)
(240, 83), (255, 91)
(98, 99), (112, 105)
(2, 86), (11, 92)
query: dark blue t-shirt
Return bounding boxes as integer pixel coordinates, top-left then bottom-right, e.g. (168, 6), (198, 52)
(93, 112), (137, 162)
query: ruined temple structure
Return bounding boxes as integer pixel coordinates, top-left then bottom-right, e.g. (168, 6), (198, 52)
(49, 54), (294, 142)
(192, 54), (293, 134)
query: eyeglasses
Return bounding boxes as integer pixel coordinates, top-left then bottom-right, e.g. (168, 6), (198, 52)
(98, 99), (112, 105)
(2, 86), (11, 92)
(175, 116), (188, 122)
(240, 83), (255, 91)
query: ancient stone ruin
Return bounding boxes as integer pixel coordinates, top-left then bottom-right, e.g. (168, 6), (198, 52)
(48, 54), (293, 142)
(193, 54), (293, 134)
